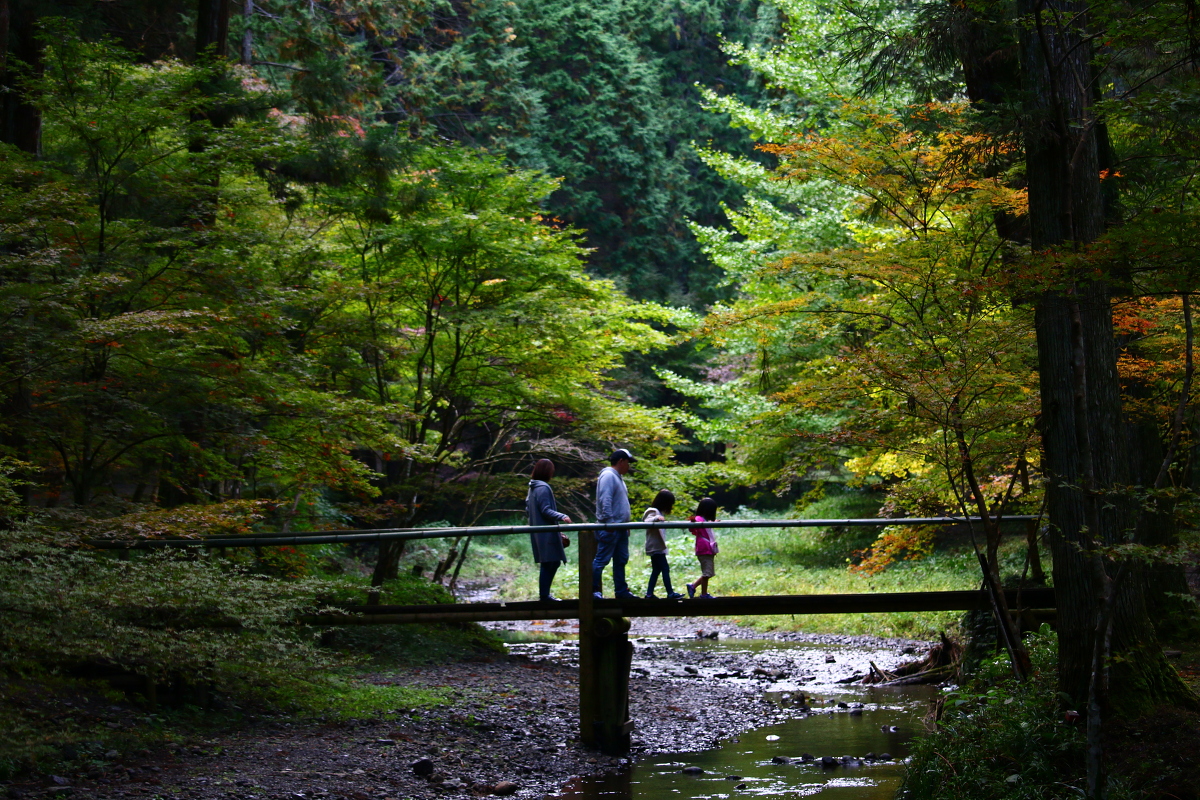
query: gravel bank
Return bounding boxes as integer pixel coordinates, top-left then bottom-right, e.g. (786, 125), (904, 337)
(11, 619), (927, 800)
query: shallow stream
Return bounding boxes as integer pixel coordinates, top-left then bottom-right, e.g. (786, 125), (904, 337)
(499, 632), (936, 800)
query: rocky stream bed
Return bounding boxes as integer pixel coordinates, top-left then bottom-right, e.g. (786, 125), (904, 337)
(6, 616), (929, 800)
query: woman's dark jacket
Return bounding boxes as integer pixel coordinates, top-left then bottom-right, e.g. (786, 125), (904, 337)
(526, 479), (569, 563)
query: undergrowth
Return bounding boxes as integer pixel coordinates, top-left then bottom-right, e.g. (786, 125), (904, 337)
(900, 627), (1133, 799)
(0, 523), (501, 780)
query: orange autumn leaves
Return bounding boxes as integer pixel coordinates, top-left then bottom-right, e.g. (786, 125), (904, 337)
(1116, 296), (1193, 424)
(759, 100), (1027, 236)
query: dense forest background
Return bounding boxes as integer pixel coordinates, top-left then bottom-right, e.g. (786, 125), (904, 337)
(4, 0), (1200, 796)
(0, 0), (787, 539)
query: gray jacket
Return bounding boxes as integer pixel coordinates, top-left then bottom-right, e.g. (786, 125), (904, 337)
(594, 466), (630, 527)
(643, 507), (667, 554)
(526, 480), (569, 563)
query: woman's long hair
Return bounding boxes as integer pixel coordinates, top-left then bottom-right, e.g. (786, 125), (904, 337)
(694, 497), (718, 522)
(530, 458), (555, 481)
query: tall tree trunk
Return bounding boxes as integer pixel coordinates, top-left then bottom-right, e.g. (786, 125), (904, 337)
(370, 539), (406, 589)
(0, 0), (42, 155)
(189, 0), (230, 226)
(1025, 519), (1046, 584)
(240, 0), (253, 65)
(1019, 0), (1198, 794)
(371, 458), (418, 586)
(195, 0), (230, 61)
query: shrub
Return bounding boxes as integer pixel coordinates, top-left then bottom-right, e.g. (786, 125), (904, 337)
(901, 627), (1134, 799)
(0, 535), (340, 698)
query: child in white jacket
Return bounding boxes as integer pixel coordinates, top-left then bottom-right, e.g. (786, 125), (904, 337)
(643, 489), (683, 599)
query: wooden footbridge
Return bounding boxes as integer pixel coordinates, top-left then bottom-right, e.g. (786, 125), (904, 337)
(91, 515), (1053, 755)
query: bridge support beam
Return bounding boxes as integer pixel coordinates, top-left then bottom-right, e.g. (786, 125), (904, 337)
(577, 530), (596, 747)
(591, 615), (633, 756)
(576, 530), (634, 755)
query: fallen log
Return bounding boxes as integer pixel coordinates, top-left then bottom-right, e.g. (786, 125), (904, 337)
(872, 662), (957, 687)
(863, 660), (897, 684)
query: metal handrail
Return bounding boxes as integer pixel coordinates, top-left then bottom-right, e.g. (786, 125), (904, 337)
(83, 515), (1038, 549)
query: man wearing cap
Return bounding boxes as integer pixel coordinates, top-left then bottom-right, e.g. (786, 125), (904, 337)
(592, 448), (638, 599)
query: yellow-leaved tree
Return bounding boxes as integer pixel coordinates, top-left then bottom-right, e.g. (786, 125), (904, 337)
(694, 100), (1040, 672)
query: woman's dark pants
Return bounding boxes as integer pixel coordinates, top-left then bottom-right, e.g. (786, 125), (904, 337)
(539, 561), (561, 601)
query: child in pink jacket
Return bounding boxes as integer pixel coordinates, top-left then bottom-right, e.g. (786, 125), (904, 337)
(685, 497), (719, 599)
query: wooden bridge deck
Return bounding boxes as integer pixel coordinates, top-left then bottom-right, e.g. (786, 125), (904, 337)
(306, 587), (1055, 625)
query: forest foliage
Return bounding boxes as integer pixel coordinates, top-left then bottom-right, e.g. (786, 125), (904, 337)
(0, 28), (686, 525)
(2, 1), (1200, 794)
(0, 3), (715, 735)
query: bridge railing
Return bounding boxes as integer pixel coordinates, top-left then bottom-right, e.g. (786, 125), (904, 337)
(84, 515), (1039, 549)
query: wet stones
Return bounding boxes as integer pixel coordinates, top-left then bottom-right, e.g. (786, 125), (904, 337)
(681, 766), (704, 775)
(776, 752), (894, 767)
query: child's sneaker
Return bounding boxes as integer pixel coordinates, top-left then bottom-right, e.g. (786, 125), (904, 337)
(700, 593), (716, 599)
(644, 592), (658, 600)
(686, 584), (695, 599)
(666, 591), (684, 600)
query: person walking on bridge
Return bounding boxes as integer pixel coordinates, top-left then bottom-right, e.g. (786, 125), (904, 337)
(592, 448), (637, 599)
(685, 497), (720, 600)
(526, 458), (572, 602)
(643, 489), (684, 599)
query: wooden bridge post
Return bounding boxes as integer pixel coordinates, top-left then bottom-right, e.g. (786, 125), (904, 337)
(592, 615), (633, 755)
(577, 528), (632, 755)
(577, 529), (597, 747)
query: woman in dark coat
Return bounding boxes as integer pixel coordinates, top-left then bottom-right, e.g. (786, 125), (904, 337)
(526, 458), (572, 601)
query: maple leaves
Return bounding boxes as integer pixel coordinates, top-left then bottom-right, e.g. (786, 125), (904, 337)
(682, 100), (1041, 572)
(762, 100), (1027, 236)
